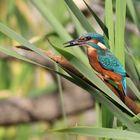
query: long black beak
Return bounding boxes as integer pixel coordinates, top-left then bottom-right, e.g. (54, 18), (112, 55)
(64, 39), (84, 47)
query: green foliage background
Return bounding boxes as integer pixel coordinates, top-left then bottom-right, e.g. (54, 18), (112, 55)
(0, 0), (140, 140)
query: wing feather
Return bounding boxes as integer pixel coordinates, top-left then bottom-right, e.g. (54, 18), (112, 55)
(98, 51), (126, 76)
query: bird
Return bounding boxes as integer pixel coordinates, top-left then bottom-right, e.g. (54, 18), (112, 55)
(64, 32), (127, 101)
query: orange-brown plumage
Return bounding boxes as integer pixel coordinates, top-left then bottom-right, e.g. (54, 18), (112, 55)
(87, 47), (125, 101)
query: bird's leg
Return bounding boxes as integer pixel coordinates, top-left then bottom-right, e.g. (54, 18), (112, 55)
(97, 74), (104, 81)
(98, 74), (110, 82)
(103, 75), (110, 80)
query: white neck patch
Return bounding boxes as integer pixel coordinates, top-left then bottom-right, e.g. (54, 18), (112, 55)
(97, 42), (107, 50)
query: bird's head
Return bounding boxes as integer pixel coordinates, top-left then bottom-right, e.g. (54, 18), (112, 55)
(64, 32), (108, 50)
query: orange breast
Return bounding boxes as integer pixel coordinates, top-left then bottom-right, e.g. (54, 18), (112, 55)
(87, 47), (103, 73)
(87, 47), (122, 82)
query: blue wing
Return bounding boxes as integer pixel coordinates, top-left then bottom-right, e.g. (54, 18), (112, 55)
(98, 51), (126, 76)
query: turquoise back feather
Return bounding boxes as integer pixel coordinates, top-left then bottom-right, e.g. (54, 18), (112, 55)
(98, 50), (126, 76)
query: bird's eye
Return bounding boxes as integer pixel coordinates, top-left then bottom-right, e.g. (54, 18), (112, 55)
(85, 36), (92, 40)
(79, 36), (91, 41)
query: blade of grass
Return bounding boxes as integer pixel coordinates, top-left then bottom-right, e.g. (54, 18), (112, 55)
(68, 9), (85, 35)
(127, 0), (140, 33)
(102, 105), (114, 128)
(55, 64), (67, 125)
(127, 78), (140, 100)
(126, 53), (140, 85)
(0, 23), (50, 60)
(0, 46), (40, 65)
(95, 102), (102, 127)
(53, 127), (140, 140)
(105, 0), (114, 52)
(132, 113), (140, 124)
(64, 0), (94, 32)
(101, 0), (115, 131)
(83, 0), (108, 37)
(115, 0), (126, 65)
(0, 61), (11, 89)
(125, 45), (140, 99)
(55, 64), (68, 140)
(133, 62), (140, 85)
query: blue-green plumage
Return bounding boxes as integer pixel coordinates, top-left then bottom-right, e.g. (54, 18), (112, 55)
(98, 51), (125, 75)
(97, 50), (127, 95)
(85, 33), (127, 96)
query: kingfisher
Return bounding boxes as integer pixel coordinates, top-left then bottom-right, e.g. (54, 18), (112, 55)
(64, 32), (127, 101)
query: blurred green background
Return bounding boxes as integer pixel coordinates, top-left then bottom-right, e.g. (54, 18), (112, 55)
(0, 0), (140, 140)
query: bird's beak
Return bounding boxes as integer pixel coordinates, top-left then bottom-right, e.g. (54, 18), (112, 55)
(64, 38), (85, 47)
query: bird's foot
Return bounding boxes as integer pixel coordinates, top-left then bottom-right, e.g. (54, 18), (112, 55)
(104, 75), (110, 80)
(97, 74), (104, 81)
